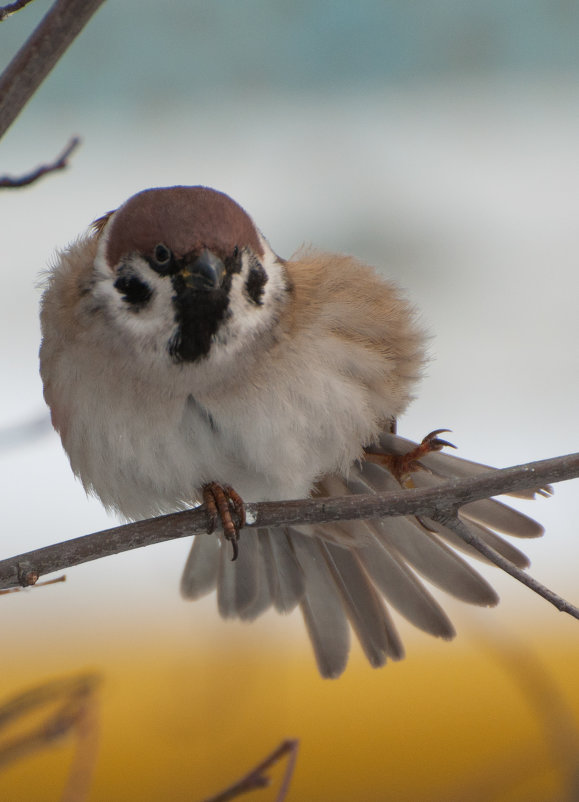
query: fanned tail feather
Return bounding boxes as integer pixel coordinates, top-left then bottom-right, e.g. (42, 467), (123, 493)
(180, 432), (548, 677)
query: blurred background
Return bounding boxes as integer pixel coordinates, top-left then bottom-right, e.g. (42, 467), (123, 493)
(1, 1), (579, 799)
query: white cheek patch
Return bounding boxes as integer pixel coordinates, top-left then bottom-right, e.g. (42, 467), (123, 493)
(212, 238), (287, 355)
(92, 226), (178, 350)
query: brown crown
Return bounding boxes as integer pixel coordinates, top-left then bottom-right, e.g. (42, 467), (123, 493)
(104, 186), (264, 266)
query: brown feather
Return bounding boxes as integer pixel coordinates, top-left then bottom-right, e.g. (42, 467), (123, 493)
(91, 211), (115, 235)
(105, 186), (264, 265)
(283, 249), (426, 422)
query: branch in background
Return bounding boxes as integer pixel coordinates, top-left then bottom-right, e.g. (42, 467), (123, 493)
(437, 634), (579, 801)
(0, 134), (79, 187)
(0, 673), (101, 802)
(0, 452), (578, 612)
(0, 0), (36, 22)
(201, 739), (299, 802)
(489, 635), (579, 799)
(0, 0), (106, 140)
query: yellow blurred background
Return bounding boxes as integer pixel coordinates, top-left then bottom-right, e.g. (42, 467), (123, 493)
(0, 586), (578, 801)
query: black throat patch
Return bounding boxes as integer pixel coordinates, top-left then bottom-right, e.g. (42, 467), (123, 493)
(168, 273), (232, 362)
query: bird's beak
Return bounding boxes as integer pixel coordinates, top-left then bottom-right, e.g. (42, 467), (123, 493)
(179, 249), (225, 291)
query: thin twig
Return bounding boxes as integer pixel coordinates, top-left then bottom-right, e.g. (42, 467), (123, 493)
(0, 0), (106, 140)
(434, 513), (579, 620)
(0, 574), (65, 595)
(0, 452), (577, 592)
(0, 673), (100, 772)
(0, 135), (80, 187)
(0, 0), (36, 22)
(201, 739), (299, 802)
(0, 574), (66, 596)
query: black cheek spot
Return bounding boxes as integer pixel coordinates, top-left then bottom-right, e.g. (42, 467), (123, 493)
(114, 275), (153, 308)
(245, 259), (268, 305)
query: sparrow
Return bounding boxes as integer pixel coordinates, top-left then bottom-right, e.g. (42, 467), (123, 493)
(39, 185), (546, 678)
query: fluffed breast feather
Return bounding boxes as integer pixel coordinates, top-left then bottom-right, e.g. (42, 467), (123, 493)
(285, 249), (427, 423)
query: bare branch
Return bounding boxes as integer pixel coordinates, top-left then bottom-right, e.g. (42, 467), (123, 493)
(0, 0), (36, 22)
(0, 0), (106, 140)
(434, 513), (579, 620)
(0, 452), (577, 596)
(201, 739), (299, 802)
(0, 135), (79, 187)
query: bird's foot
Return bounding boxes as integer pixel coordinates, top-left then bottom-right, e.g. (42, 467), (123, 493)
(365, 429), (456, 487)
(202, 482), (246, 561)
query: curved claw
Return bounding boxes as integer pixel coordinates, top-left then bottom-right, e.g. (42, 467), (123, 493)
(364, 426), (458, 485)
(429, 438), (456, 451)
(421, 429), (457, 451)
(423, 428), (452, 438)
(202, 482), (246, 561)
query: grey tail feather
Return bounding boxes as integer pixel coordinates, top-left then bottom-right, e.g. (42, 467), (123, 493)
(179, 431), (547, 677)
(290, 532), (351, 678)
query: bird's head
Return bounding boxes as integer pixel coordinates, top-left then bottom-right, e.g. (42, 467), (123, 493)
(90, 185), (289, 367)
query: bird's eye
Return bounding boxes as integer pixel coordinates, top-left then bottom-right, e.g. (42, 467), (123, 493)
(154, 244), (172, 265)
(232, 246), (239, 259)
